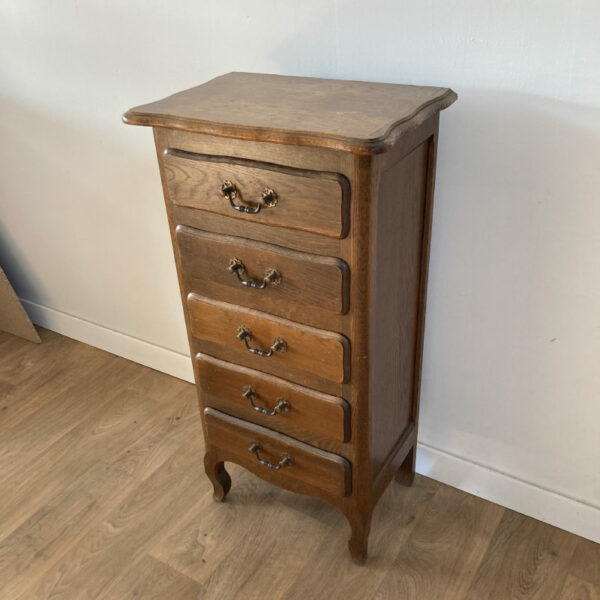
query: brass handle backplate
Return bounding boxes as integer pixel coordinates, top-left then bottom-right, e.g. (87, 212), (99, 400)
(242, 386), (290, 416)
(220, 180), (278, 214)
(248, 441), (293, 470)
(236, 326), (286, 357)
(228, 258), (281, 289)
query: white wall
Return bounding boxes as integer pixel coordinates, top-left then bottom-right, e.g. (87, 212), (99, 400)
(1, 1), (598, 541)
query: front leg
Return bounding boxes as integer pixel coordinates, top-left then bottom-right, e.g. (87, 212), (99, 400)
(204, 448), (231, 502)
(345, 508), (372, 565)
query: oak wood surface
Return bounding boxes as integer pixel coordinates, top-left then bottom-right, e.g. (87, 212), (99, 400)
(369, 139), (430, 480)
(123, 72), (457, 154)
(463, 511), (582, 599)
(373, 483), (505, 599)
(150, 114), (439, 562)
(163, 149), (349, 238)
(204, 407), (351, 498)
(569, 538), (600, 587)
(187, 294), (350, 384)
(0, 330), (598, 600)
(176, 225), (349, 324)
(196, 353), (350, 443)
(559, 576), (600, 600)
(161, 127), (352, 260)
(172, 204), (342, 258)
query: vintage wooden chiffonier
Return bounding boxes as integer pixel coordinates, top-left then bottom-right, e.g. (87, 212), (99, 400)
(124, 72), (456, 563)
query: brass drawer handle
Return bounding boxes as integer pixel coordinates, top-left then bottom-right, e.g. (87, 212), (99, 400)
(248, 441), (293, 470)
(242, 386), (290, 416)
(236, 326), (286, 357)
(228, 258), (281, 289)
(220, 180), (278, 214)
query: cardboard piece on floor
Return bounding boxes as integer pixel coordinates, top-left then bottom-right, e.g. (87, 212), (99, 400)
(0, 267), (41, 343)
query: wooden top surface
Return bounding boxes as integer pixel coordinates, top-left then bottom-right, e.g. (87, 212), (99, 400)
(123, 72), (456, 154)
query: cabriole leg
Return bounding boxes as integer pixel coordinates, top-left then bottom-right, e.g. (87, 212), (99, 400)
(346, 509), (372, 565)
(204, 449), (231, 502)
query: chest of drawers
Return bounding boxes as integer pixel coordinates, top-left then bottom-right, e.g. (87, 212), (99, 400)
(124, 72), (456, 563)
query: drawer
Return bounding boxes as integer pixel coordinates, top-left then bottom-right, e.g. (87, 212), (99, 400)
(176, 226), (349, 321)
(162, 149), (349, 238)
(188, 295), (350, 384)
(196, 354), (350, 442)
(204, 408), (351, 497)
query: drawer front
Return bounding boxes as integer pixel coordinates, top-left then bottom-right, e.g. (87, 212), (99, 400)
(188, 295), (350, 384)
(204, 408), (351, 497)
(162, 149), (349, 238)
(176, 226), (349, 321)
(196, 354), (350, 442)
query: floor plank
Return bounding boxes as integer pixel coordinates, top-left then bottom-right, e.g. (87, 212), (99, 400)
(109, 391), (200, 481)
(0, 384), (161, 540)
(97, 554), (203, 599)
(570, 538), (600, 587)
(372, 483), (504, 600)
(147, 464), (281, 587)
(0, 329), (597, 600)
(23, 437), (205, 600)
(0, 330), (104, 434)
(560, 575), (600, 600)
(196, 479), (333, 600)
(282, 475), (438, 600)
(0, 461), (137, 600)
(464, 511), (579, 599)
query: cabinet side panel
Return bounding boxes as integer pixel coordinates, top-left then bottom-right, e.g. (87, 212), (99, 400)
(369, 139), (431, 481)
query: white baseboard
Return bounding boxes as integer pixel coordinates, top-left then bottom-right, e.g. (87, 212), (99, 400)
(416, 441), (600, 543)
(20, 299), (195, 383)
(20, 298), (599, 544)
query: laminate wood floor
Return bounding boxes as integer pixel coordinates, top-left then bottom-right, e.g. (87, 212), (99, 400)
(0, 329), (597, 600)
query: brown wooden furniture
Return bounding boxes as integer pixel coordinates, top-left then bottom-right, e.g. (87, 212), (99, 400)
(124, 72), (456, 563)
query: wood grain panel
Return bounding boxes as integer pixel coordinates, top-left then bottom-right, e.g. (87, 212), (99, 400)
(187, 294), (350, 384)
(163, 149), (349, 238)
(172, 204), (343, 258)
(123, 72), (457, 154)
(204, 408), (351, 497)
(369, 140), (430, 480)
(176, 226), (349, 324)
(196, 353), (350, 442)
